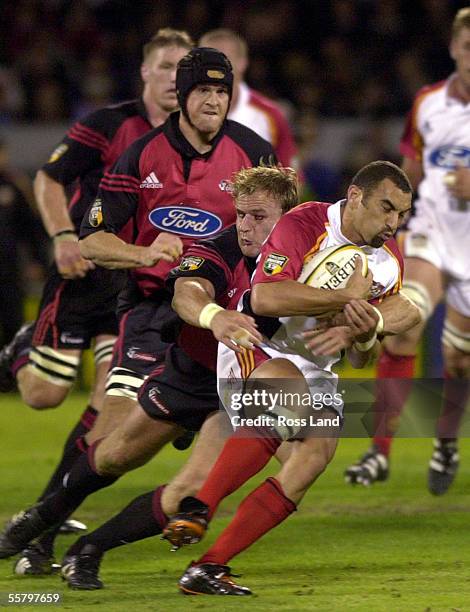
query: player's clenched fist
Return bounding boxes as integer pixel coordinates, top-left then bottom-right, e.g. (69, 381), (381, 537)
(144, 233), (184, 266)
(344, 259), (373, 301)
(54, 236), (95, 279)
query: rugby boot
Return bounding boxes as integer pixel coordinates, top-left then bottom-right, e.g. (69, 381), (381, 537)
(0, 322), (34, 392)
(179, 563), (252, 596)
(59, 518), (88, 535)
(0, 506), (49, 558)
(61, 545), (103, 590)
(344, 445), (389, 486)
(162, 496), (209, 550)
(428, 438), (459, 495)
(14, 542), (60, 575)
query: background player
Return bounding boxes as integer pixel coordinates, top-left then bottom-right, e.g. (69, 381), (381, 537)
(0, 28), (193, 573)
(199, 29), (298, 169)
(345, 8), (470, 495)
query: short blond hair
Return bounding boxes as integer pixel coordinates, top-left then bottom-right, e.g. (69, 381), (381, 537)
(199, 28), (248, 59)
(452, 8), (470, 39)
(231, 166), (298, 213)
(143, 28), (194, 61)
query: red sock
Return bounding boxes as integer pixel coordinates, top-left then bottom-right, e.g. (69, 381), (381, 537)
(373, 348), (415, 456)
(198, 432), (281, 518)
(436, 371), (470, 440)
(198, 478), (296, 566)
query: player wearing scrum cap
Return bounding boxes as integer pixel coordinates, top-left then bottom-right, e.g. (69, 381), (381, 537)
(0, 48), (277, 573)
(162, 161), (419, 596)
(346, 7), (470, 495)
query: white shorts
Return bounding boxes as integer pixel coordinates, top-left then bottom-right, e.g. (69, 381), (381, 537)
(403, 209), (470, 317)
(217, 341), (344, 428)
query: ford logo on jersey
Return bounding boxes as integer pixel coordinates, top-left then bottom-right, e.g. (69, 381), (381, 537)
(148, 206), (222, 237)
(429, 146), (470, 169)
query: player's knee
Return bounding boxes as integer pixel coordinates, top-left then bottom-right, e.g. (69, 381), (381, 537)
(19, 374), (68, 409)
(21, 346), (79, 408)
(299, 442), (335, 485)
(94, 446), (128, 476)
(94, 438), (146, 476)
(442, 322), (470, 377)
(443, 347), (470, 378)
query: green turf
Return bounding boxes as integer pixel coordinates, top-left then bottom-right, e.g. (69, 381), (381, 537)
(1, 393), (469, 611)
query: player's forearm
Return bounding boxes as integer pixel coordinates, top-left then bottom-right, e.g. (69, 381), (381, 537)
(79, 231), (151, 269)
(251, 280), (354, 317)
(33, 170), (74, 237)
(376, 293), (421, 336)
(172, 278), (216, 327)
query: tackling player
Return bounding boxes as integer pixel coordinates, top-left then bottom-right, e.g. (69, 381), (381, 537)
(0, 48), (276, 573)
(345, 8), (470, 494)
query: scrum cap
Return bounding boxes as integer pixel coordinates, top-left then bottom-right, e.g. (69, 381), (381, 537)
(176, 47), (233, 114)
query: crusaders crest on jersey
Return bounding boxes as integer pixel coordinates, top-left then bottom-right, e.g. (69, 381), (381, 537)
(179, 256), (205, 271)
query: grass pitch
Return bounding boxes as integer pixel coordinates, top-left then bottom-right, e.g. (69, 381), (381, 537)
(1, 393), (469, 611)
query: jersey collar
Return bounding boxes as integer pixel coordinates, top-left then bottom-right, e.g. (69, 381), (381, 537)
(164, 111), (227, 159)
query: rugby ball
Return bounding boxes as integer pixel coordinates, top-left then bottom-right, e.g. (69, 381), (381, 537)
(299, 244), (368, 290)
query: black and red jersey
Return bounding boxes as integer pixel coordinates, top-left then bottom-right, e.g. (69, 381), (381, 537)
(167, 225), (255, 371)
(80, 111), (276, 297)
(42, 99), (152, 235)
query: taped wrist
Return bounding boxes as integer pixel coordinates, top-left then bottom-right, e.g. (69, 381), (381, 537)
(199, 303), (224, 329)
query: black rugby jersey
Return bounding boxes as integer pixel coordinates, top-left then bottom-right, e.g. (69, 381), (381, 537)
(167, 224), (256, 371)
(80, 111), (276, 296)
(42, 99), (152, 237)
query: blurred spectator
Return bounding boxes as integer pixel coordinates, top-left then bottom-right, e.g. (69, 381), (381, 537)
(0, 67), (24, 123)
(0, 138), (48, 344)
(0, 0), (465, 122)
(199, 28), (298, 168)
(295, 110), (343, 202)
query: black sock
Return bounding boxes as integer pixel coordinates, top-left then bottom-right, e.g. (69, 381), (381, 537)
(38, 406), (97, 502)
(65, 488), (166, 556)
(37, 447), (117, 527)
(36, 526), (61, 557)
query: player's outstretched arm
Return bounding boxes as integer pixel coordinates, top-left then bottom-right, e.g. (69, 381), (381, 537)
(172, 277), (262, 352)
(34, 170), (94, 279)
(79, 231), (182, 269)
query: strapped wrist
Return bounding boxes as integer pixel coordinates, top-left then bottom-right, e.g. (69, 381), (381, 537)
(371, 306), (384, 334)
(353, 333), (378, 352)
(199, 303), (224, 329)
(53, 229), (78, 243)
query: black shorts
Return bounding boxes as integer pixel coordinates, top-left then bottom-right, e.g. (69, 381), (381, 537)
(109, 296), (180, 378)
(138, 344), (218, 431)
(32, 265), (127, 350)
